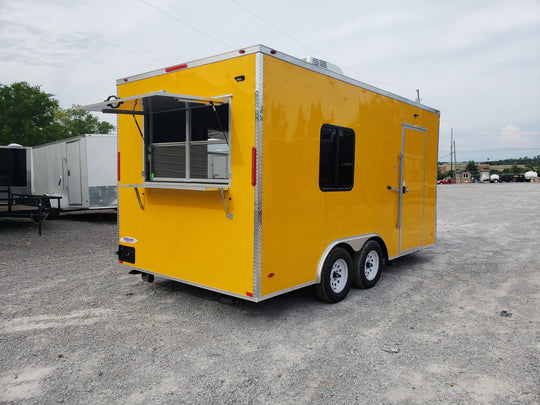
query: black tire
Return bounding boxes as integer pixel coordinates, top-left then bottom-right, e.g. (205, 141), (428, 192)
(314, 247), (352, 303)
(141, 273), (154, 283)
(352, 240), (384, 289)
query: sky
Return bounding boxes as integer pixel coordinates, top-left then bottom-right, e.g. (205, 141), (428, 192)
(1, 0), (539, 162)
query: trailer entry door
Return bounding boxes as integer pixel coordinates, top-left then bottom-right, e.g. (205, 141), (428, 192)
(78, 91), (231, 188)
(399, 124), (426, 253)
(66, 141), (83, 205)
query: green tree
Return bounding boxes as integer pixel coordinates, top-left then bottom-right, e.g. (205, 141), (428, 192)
(0, 82), (61, 146)
(509, 164), (525, 174)
(0, 82), (114, 147)
(465, 160), (479, 175)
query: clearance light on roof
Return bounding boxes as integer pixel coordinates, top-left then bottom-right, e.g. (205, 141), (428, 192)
(165, 63), (188, 72)
(239, 49), (245, 54)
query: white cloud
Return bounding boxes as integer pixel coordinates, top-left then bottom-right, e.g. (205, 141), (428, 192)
(1, 0), (539, 160)
(500, 125), (538, 146)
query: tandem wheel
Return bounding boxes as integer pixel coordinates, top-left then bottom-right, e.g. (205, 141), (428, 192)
(352, 240), (384, 289)
(314, 247), (352, 303)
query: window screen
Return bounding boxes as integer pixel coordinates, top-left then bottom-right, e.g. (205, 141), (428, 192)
(319, 124), (355, 191)
(145, 103), (230, 182)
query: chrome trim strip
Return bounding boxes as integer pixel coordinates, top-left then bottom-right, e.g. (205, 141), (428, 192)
(389, 245), (427, 260)
(121, 265), (256, 302)
(257, 45), (439, 114)
(121, 182), (229, 191)
(422, 130), (427, 246)
(116, 46), (264, 85)
(434, 120), (440, 244)
(256, 281), (316, 302)
(315, 233), (382, 283)
(252, 52), (264, 300)
(114, 44), (439, 115)
(78, 90), (230, 112)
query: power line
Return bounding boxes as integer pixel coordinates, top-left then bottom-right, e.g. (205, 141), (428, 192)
(229, 1), (414, 94)
(229, 0), (329, 60)
(137, 0), (235, 49)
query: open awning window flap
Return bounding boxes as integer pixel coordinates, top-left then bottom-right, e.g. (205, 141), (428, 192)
(76, 91), (230, 115)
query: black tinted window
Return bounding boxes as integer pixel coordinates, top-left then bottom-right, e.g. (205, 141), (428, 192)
(319, 124), (355, 191)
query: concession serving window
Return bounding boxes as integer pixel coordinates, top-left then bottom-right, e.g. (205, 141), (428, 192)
(80, 91), (231, 190)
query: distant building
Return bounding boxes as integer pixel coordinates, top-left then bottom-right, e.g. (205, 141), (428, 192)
(438, 163), (526, 174)
(455, 169), (471, 184)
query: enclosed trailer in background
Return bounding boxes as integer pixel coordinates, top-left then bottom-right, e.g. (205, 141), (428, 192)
(1, 144), (61, 233)
(80, 45), (440, 303)
(32, 134), (118, 211)
(0, 145), (32, 195)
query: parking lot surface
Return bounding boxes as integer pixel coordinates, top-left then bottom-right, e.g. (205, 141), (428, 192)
(1, 183), (539, 404)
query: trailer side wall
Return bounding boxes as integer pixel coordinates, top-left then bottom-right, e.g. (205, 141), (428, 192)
(259, 55), (439, 297)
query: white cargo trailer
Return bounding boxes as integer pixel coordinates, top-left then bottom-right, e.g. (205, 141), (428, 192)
(32, 134), (118, 210)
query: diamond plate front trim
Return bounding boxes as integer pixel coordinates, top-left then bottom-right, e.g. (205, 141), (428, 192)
(253, 52), (264, 299)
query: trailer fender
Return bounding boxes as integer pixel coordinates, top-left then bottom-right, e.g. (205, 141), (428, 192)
(315, 234), (387, 284)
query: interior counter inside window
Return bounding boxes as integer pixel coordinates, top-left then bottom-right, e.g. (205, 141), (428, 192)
(145, 98), (230, 184)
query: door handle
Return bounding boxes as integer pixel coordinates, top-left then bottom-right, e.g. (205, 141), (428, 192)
(387, 185), (409, 194)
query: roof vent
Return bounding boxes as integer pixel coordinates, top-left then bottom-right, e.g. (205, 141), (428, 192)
(301, 57), (343, 75)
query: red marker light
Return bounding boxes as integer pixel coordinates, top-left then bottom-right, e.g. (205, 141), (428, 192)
(246, 291), (253, 297)
(270, 49), (277, 54)
(268, 273), (275, 278)
(239, 49), (245, 54)
(165, 63), (187, 72)
(251, 147), (257, 186)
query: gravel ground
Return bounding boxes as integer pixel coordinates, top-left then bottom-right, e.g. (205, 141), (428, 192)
(1, 183), (539, 404)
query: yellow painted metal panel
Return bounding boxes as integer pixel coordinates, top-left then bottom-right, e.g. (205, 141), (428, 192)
(116, 55), (257, 298)
(259, 55), (439, 297)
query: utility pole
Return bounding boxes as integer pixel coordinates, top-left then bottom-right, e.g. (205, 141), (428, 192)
(450, 128), (453, 178)
(454, 140), (457, 182)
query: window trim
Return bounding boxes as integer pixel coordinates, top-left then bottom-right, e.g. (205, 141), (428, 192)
(319, 124), (355, 192)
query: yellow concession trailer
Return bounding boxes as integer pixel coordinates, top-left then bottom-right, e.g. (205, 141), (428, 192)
(80, 45), (440, 303)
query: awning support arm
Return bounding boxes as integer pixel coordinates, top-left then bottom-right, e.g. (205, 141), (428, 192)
(132, 99), (144, 140)
(210, 101), (229, 146)
(134, 187), (144, 210)
(219, 188), (233, 219)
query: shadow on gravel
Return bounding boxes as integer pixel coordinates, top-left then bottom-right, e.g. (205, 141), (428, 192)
(148, 277), (319, 316)
(0, 210), (117, 233)
(55, 210), (117, 224)
(127, 254), (434, 317)
(387, 252), (431, 273)
(0, 218), (37, 231)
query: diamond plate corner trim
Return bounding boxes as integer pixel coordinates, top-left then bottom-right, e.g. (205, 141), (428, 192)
(253, 52), (264, 299)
